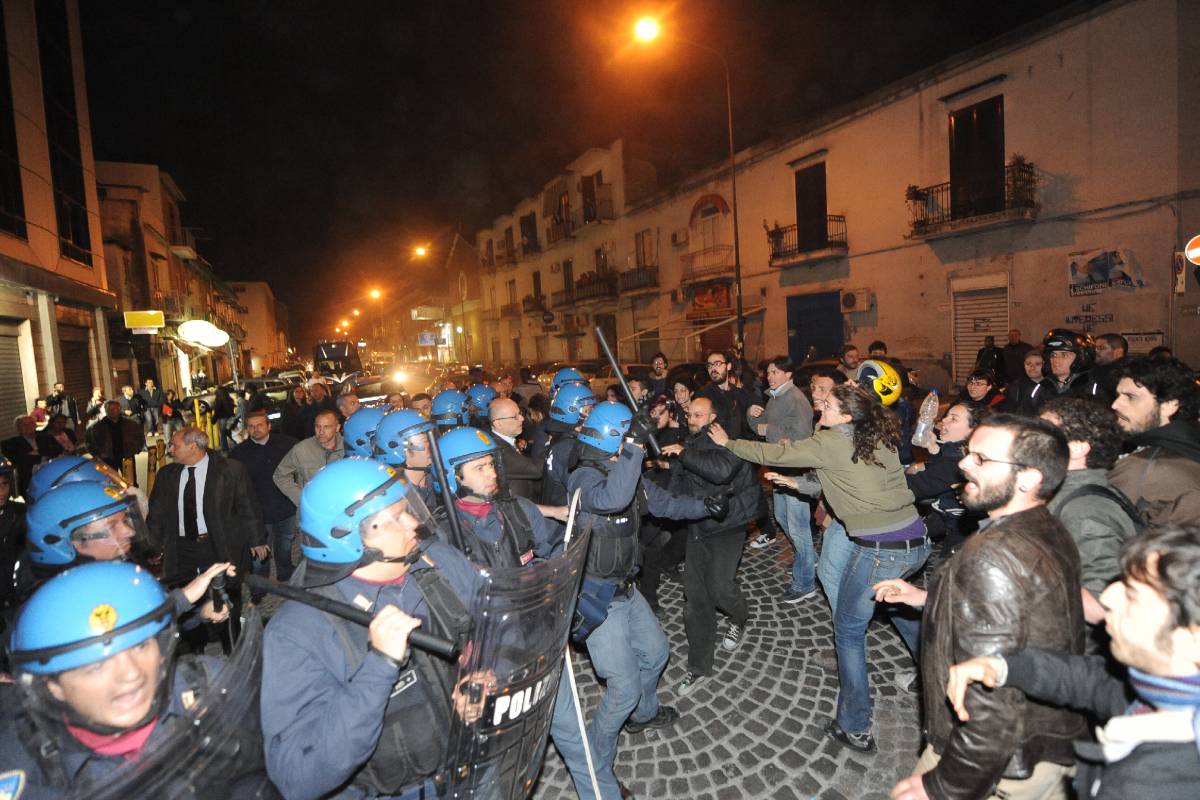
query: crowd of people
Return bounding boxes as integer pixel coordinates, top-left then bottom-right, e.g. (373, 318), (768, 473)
(0, 326), (1197, 800)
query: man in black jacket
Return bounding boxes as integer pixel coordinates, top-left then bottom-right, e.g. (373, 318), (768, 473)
(488, 398), (542, 500)
(694, 350), (746, 438)
(137, 378), (165, 435)
(944, 526), (1200, 800)
(1004, 350), (1047, 416)
(228, 409), (298, 602)
(1, 416), (48, 499)
(44, 381), (79, 429)
(880, 415), (1085, 800)
(662, 396), (761, 695)
(147, 426), (267, 653)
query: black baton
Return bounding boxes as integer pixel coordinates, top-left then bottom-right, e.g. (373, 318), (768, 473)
(594, 326), (662, 456)
(244, 574), (460, 660)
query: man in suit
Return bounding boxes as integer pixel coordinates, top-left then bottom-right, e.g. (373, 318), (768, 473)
(488, 397), (542, 500)
(147, 426), (266, 653)
(1, 416), (47, 499)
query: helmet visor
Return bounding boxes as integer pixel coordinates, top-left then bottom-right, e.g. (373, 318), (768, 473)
(358, 482), (435, 550)
(67, 502), (156, 564)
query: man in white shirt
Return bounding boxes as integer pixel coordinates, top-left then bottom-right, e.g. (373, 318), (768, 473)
(488, 398), (542, 500)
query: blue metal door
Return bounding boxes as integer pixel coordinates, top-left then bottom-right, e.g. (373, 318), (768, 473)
(786, 291), (843, 364)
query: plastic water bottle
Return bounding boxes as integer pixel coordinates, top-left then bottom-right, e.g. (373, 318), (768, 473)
(912, 390), (939, 447)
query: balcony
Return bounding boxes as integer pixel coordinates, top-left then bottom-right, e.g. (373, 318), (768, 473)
(908, 161), (1038, 239)
(574, 272), (617, 304)
(767, 217), (848, 268)
(680, 245), (735, 286)
(522, 295), (547, 314)
(500, 301), (521, 319)
(484, 307), (501, 322)
(519, 240), (541, 259)
(580, 183), (616, 225)
(497, 249), (518, 270)
(551, 288), (574, 309)
(619, 265), (659, 294)
(481, 256), (496, 274)
(545, 218), (575, 246)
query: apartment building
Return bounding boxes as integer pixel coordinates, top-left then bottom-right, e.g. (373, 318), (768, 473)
(476, 0), (1199, 390)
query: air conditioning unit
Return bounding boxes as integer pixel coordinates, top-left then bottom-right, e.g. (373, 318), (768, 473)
(670, 228), (689, 247)
(840, 288), (873, 314)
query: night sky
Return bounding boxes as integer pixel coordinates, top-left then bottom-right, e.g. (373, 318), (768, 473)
(80, 0), (1085, 350)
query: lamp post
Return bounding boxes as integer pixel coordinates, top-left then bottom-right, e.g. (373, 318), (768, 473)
(634, 18), (745, 355)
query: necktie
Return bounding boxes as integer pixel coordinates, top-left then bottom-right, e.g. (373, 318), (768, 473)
(183, 466), (199, 540)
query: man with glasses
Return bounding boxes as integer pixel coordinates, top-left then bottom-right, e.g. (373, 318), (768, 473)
(488, 397), (542, 500)
(877, 414), (1085, 800)
(695, 350), (746, 438)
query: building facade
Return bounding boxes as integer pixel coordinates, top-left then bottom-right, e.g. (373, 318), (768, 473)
(476, 0), (1200, 390)
(230, 280), (289, 376)
(0, 0), (112, 427)
(97, 161), (248, 395)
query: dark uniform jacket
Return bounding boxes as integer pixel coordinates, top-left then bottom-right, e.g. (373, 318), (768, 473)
(492, 435), (542, 500)
(147, 451), (265, 582)
(920, 505), (1087, 800)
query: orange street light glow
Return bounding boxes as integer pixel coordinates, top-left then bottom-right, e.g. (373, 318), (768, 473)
(414, 246), (428, 257)
(369, 289), (381, 299)
(340, 319), (350, 327)
(352, 308), (360, 316)
(634, 17), (660, 43)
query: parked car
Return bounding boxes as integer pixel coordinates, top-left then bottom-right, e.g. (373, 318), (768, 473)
(588, 363), (652, 399)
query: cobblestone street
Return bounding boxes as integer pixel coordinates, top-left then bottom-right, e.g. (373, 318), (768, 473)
(533, 537), (923, 800)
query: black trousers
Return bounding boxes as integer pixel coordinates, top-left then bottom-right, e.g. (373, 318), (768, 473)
(683, 526), (749, 675)
(172, 535), (241, 655)
(639, 523), (687, 609)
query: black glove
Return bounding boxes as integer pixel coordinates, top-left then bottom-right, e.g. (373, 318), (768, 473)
(703, 493), (730, 522)
(626, 408), (656, 446)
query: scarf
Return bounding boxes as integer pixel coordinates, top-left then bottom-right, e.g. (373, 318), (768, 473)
(1128, 668), (1200, 755)
(67, 716), (159, 760)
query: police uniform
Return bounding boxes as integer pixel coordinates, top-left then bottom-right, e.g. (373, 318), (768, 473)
(261, 539), (482, 800)
(448, 495), (561, 570)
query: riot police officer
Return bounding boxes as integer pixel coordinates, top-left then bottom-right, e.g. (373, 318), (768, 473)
(464, 384), (498, 428)
(342, 405), (387, 457)
(261, 458), (484, 800)
(1039, 327), (1105, 403)
(430, 389), (470, 432)
(2, 560), (268, 797)
(540, 383), (597, 506)
(566, 401), (726, 791)
(436, 426), (563, 568)
(373, 408), (440, 511)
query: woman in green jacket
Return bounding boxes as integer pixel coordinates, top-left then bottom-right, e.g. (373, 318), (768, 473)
(708, 382), (928, 753)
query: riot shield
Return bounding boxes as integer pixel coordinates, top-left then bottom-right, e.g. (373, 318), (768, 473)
(442, 491), (591, 799)
(74, 610), (280, 800)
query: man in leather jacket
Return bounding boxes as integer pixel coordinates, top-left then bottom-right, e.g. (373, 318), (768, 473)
(661, 396), (763, 696)
(878, 414), (1086, 800)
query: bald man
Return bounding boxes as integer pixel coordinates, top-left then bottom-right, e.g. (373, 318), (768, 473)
(488, 398), (542, 500)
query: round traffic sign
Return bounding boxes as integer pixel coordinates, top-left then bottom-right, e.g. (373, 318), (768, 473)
(1186, 234), (1200, 266)
(542, 311), (555, 325)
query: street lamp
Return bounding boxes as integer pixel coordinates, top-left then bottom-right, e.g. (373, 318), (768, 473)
(633, 16), (745, 354)
(352, 308), (360, 317)
(413, 245), (428, 258)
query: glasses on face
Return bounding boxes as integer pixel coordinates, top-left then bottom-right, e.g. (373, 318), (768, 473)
(491, 414), (522, 423)
(963, 450), (1026, 468)
(706, 360), (726, 368)
(966, 379), (990, 387)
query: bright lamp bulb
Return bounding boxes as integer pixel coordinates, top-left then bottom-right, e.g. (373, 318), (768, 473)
(634, 17), (660, 42)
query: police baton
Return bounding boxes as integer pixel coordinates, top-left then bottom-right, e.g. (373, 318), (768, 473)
(243, 574), (459, 660)
(594, 326), (662, 457)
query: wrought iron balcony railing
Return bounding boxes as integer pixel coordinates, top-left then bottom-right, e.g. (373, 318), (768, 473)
(500, 302), (521, 319)
(618, 265), (659, 293)
(767, 216), (848, 266)
(551, 288), (574, 309)
(680, 245), (734, 285)
(522, 295), (546, 313)
(574, 273), (617, 303)
(908, 161), (1037, 237)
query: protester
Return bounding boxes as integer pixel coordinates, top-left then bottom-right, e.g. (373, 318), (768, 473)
(162, 388), (186, 442)
(879, 414), (1084, 799)
(837, 344), (860, 380)
(84, 386), (106, 428)
(905, 401), (984, 562)
(280, 383), (309, 439)
(41, 413), (77, 457)
(1108, 356), (1200, 528)
(137, 377), (165, 435)
(335, 391), (361, 422)
(974, 335), (1005, 379)
(2, 415), (47, 498)
(647, 352), (670, 397)
(959, 368), (1005, 408)
(212, 384), (238, 450)
(1001, 328), (1034, 384)
(1004, 349), (1047, 415)
(662, 396), (759, 694)
(745, 356), (817, 601)
(229, 409), (299, 602)
(85, 400), (145, 478)
(713, 383), (927, 752)
(944, 526), (1200, 800)
(1091, 332), (1129, 399)
(44, 381), (79, 429)
(695, 350), (746, 438)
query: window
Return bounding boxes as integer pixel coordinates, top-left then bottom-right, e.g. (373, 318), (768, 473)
(561, 258), (574, 291)
(793, 162), (828, 252)
(0, 8), (26, 239)
(519, 211), (538, 252)
(503, 226), (514, 256)
(36, 0), (92, 264)
(581, 171), (602, 223)
(556, 191), (570, 224)
(532, 270), (542, 299)
(506, 280), (516, 304)
(949, 95), (1005, 219)
(484, 239), (494, 266)
(489, 286), (496, 310)
(594, 246), (607, 271)
(634, 229), (655, 268)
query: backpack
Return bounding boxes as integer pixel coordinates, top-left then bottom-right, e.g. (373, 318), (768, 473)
(1057, 483), (1147, 537)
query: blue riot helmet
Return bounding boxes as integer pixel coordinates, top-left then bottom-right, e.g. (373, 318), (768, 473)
(27, 455), (127, 502)
(578, 401), (633, 454)
(8, 561), (178, 734)
(26, 481), (152, 566)
(431, 389), (469, 429)
(342, 406), (387, 457)
(373, 409), (435, 467)
(549, 383), (596, 425)
(437, 426), (500, 499)
(465, 384), (498, 417)
(298, 457), (433, 586)
(551, 367), (586, 391)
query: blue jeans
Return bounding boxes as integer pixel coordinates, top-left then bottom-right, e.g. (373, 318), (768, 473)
(774, 492), (814, 594)
(817, 518), (855, 614)
(251, 516), (297, 602)
(833, 537), (930, 735)
(550, 656), (622, 800)
(584, 589), (669, 777)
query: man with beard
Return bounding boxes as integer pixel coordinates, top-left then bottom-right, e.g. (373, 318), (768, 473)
(877, 414), (1086, 800)
(694, 350), (746, 438)
(1108, 356), (1200, 529)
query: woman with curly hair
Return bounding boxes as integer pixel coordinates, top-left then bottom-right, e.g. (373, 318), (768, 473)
(708, 382), (927, 754)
